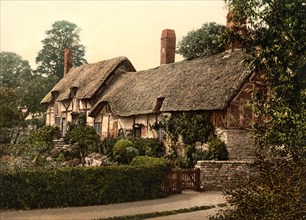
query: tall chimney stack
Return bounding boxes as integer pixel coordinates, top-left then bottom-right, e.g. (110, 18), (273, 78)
(226, 11), (247, 50)
(160, 29), (176, 65)
(63, 48), (73, 78)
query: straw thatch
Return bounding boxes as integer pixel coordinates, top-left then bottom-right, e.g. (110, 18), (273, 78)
(41, 57), (135, 104)
(89, 50), (251, 117)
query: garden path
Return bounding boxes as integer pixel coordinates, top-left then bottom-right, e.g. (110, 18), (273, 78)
(1, 191), (226, 220)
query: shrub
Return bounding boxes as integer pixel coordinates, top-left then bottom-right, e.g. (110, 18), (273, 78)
(28, 125), (60, 146)
(163, 153), (189, 169)
(99, 138), (166, 162)
(193, 148), (209, 161)
(99, 137), (121, 160)
(0, 144), (18, 156)
(126, 147), (139, 163)
(211, 158), (305, 220)
(132, 138), (166, 157)
(0, 163), (169, 209)
(207, 137), (228, 160)
(27, 125), (61, 155)
(113, 139), (135, 164)
(65, 124), (100, 158)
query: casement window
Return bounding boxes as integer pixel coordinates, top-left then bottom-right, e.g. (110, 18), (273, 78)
(134, 127), (141, 138)
(94, 122), (102, 135)
(133, 123), (143, 138)
(54, 116), (61, 127)
(71, 112), (79, 124)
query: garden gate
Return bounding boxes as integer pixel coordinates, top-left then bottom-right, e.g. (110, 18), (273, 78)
(162, 168), (201, 194)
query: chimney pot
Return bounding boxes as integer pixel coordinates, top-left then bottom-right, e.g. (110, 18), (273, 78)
(64, 48), (73, 78)
(160, 29), (176, 65)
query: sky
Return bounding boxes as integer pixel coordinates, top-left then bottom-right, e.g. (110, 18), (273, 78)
(1, 0), (228, 71)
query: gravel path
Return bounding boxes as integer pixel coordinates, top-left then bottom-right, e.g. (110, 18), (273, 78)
(0, 191), (226, 220)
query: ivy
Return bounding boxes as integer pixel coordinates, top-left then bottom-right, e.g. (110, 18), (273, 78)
(161, 112), (216, 167)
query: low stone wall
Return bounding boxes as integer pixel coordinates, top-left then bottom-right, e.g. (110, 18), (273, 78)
(196, 160), (253, 191)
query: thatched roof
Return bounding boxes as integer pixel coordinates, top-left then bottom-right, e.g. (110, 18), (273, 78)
(89, 50), (251, 117)
(41, 57), (135, 104)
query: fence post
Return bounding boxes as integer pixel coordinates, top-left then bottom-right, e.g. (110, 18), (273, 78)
(176, 169), (182, 193)
(195, 168), (201, 191)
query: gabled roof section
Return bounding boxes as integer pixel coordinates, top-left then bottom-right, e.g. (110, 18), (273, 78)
(89, 50), (251, 117)
(41, 56), (135, 104)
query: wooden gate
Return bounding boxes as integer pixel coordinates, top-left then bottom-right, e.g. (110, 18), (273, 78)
(162, 168), (201, 194)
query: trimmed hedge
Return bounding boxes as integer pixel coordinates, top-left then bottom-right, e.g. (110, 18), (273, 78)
(0, 161), (169, 210)
(130, 156), (169, 167)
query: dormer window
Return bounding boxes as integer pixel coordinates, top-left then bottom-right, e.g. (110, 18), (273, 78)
(70, 86), (78, 98)
(154, 97), (165, 113)
(51, 91), (59, 101)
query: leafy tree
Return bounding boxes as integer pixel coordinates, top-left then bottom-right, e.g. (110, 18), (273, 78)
(0, 51), (54, 122)
(212, 1), (306, 219)
(223, 0), (306, 164)
(177, 22), (226, 60)
(36, 20), (87, 80)
(20, 74), (56, 117)
(65, 124), (100, 162)
(0, 87), (23, 144)
(0, 52), (32, 89)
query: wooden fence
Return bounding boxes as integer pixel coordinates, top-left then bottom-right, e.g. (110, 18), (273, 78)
(162, 168), (201, 194)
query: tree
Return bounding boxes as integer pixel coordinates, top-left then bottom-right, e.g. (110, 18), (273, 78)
(36, 20), (87, 80)
(0, 87), (23, 144)
(0, 51), (53, 120)
(0, 51), (34, 118)
(225, 0), (306, 162)
(0, 52), (32, 89)
(177, 22), (226, 60)
(211, 1), (306, 219)
(20, 74), (56, 118)
(65, 124), (100, 163)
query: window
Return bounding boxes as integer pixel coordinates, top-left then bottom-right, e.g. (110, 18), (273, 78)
(94, 122), (102, 135)
(134, 127), (141, 138)
(133, 123), (143, 138)
(157, 127), (165, 141)
(54, 116), (61, 127)
(71, 112), (79, 124)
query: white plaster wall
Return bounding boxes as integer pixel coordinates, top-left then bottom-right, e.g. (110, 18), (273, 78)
(101, 115), (109, 138)
(119, 117), (134, 130)
(86, 112), (94, 126)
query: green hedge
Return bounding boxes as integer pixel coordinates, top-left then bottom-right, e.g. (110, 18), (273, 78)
(0, 161), (169, 210)
(130, 156), (169, 167)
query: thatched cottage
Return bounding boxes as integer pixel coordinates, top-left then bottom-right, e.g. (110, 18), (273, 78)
(42, 27), (264, 160)
(41, 51), (136, 136)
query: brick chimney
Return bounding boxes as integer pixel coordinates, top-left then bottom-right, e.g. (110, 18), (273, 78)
(63, 48), (73, 78)
(160, 29), (176, 65)
(226, 10), (247, 50)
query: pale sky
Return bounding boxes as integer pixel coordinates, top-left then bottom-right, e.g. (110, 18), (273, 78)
(1, 0), (228, 71)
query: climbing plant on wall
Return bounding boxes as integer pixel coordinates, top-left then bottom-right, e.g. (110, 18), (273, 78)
(161, 112), (216, 167)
